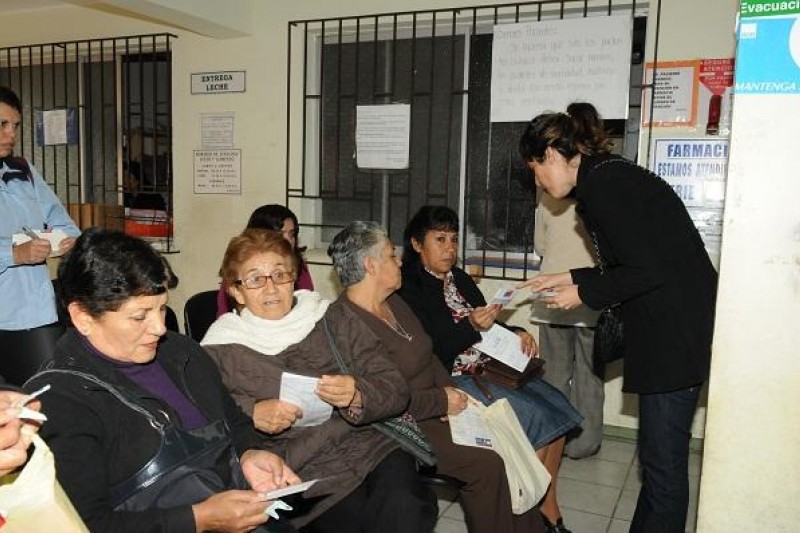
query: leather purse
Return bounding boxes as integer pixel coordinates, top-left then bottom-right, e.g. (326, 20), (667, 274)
(478, 357), (544, 390)
(593, 306), (624, 363)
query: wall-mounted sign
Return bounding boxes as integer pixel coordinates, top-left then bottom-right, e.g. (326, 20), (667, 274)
(650, 138), (729, 266)
(191, 71), (246, 94)
(193, 149), (241, 194)
(201, 113), (235, 149)
(642, 60), (699, 127)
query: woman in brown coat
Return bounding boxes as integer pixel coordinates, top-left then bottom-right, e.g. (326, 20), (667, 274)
(201, 228), (436, 532)
(328, 221), (546, 533)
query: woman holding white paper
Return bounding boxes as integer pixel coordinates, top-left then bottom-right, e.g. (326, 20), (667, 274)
(398, 205), (581, 533)
(0, 86), (80, 385)
(25, 229), (299, 533)
(329, 221), (546, 533)
(201, 228), (436, 532)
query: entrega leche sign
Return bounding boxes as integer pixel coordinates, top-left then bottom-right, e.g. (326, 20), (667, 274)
(191, 71), (246, 94)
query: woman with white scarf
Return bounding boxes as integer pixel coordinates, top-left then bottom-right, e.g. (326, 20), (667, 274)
(201, 228), (437, 533)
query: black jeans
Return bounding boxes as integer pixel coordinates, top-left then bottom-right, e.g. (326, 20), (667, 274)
(0, 322), (64, 386)
(631, 384), (701, 533)
(305, 449), (438, 533)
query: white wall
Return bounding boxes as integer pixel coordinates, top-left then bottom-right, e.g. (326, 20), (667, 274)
(3, 0), (736, 437)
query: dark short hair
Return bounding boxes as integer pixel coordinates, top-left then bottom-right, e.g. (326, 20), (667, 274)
(57, 229), (169, 317)
(219, 228), (295, 292)
(402, 205), (459, 264)
(247, 204), (298, 235)
(0, 86), (22, 113)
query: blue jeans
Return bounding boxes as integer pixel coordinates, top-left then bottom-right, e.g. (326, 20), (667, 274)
(630, 385), (701, 533)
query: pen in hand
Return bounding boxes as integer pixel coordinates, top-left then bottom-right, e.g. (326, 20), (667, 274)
(20, 225), (40, 240)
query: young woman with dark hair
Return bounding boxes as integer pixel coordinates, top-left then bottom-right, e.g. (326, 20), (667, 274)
(519, 102), (717, 533)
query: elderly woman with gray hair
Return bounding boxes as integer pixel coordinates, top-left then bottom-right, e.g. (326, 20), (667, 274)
(328, 221), (546, 533)
(201, 228), (436, 533)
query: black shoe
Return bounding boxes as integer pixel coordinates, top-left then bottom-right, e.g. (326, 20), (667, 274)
(543, 516), (573, 533)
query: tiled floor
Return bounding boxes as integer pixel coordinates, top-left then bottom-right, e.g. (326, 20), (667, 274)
(433, 436), (702, 533)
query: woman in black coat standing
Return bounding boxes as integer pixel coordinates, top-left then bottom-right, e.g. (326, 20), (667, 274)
(518, 102), (717, 533)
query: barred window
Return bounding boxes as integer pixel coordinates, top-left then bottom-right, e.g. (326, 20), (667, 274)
(286, 1), (646, 278)
(0, 34), (175, 251)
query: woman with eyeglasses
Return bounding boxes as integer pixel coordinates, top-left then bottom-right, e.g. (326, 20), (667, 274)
(25, 229), (299, 533)
(201, 228), (437, 533)
(216, 204), (314, 317)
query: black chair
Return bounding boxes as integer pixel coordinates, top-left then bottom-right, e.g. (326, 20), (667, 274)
(165, 305), (180, 333)
(419, 464), (465, 490)
(183, 290), (219, 342)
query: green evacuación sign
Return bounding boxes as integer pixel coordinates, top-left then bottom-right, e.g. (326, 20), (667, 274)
(740, 0), (800, 18)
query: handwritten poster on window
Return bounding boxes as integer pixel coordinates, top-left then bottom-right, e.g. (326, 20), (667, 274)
(355, 104), (411, 170)
(490, 16), (633, 123)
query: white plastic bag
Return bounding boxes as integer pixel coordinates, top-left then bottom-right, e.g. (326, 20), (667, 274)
(480, 399), (552, 514)
(0, 434), (88, 532)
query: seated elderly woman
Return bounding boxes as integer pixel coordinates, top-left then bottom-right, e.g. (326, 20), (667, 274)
(328, 221), (546, 533)
(200, 228), (437, 533)
(398, 205), (583, 533)
(24, 229), (299, 533)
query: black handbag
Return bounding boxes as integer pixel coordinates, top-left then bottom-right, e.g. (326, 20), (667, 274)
(593, 306), (624, 363)
(321, 316), (437, 467)
(588, 225), (625, 364)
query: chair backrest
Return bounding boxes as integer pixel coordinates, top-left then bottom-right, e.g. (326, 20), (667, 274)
(183, 290), (219, 342)
(165, 305), (180, 333)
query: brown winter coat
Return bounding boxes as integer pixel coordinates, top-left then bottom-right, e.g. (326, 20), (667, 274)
(203, 298), (410, 526)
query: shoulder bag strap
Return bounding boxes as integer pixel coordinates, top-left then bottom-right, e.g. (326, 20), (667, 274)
(34, 368), (165, 432)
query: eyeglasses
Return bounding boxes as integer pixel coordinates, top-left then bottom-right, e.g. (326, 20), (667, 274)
(234, 270), (295, 289)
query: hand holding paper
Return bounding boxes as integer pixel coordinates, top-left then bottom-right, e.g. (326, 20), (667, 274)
(12, 228), (71, 258)
(474, 324), (531, 372)
(279, 372), (333, 427)
(489, 287), (517, 308)
(449, 398), (494, 449)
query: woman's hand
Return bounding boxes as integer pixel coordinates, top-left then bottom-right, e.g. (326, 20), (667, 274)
(240, 449), (301, 493)
(252, 399), (302, 434)
(541, 284), (583, 311)
(191, 490), (270, 533)
(468, 305), (500, 332)
(317, 374), (360, 408)
(57, 236), (77, 255)
(12, 238), (51, 265)
(516, 330), (538, 358)
(444, 386), (468, 416)
(0, 393), (40, 476)
(517, 272), (573, 291)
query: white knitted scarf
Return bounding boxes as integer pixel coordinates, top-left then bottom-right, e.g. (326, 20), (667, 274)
(200, 290), (330, 354)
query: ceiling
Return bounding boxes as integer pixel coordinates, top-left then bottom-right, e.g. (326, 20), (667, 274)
(3, 0), (74, 12)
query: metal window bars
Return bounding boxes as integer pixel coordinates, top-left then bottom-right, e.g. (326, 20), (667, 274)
(286, 0), (648, 279)
(0, 33), (176, 252)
